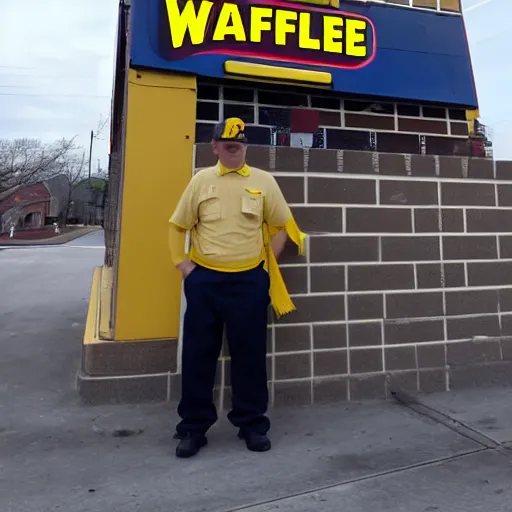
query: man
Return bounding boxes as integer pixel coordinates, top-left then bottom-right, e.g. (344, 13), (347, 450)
(168, 117), (305, 458)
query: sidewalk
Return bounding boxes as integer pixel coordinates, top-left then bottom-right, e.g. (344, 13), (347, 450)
(0, 225), (101, 246)
(1, 238), (512, 512)
(1, 388), (512, 512)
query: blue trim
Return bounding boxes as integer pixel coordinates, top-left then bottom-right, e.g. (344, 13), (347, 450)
(130, 0), (478, 108)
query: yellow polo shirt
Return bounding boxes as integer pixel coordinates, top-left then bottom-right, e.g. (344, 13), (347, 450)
(168, 162), (305, 316)
(170, 164), (291, 270)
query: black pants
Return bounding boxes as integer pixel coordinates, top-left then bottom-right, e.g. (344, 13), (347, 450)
(176, 262), (271, 437)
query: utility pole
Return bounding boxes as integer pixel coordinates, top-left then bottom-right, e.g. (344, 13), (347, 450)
(88, 129), (94, 185)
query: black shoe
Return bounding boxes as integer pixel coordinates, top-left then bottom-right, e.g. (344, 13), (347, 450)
(238, 431), (271, 452)
(175, 433), (207, 458)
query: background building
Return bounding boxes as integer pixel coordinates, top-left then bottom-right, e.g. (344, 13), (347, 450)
(0, 174), (106, 235)
(0, 175), (70, 234)
(68, 177), (107, 226)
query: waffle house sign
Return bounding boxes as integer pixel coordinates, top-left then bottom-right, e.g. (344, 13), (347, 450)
(164, 0), (376, 69)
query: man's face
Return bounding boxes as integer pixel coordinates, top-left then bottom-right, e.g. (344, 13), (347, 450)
(212, 140), (247, 170)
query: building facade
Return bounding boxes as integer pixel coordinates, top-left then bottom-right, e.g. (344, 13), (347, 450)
(0, 183), (51, 234)
(79, 0), (512, 405)
(0, 175), (70, 235)
(69, 177), (106, 226)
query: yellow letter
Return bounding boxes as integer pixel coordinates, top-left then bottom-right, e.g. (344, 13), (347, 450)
(250, 6), (273, 43)
(213, 3), (247, 41)
(166, 0), (213, 48)
(298, 13), (320, 50)
(275, 9), (297, 46)
(323, 16), (343, 53)
(345, 18), (367, 57)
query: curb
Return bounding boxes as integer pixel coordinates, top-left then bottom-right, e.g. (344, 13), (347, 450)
(0, 227), (101, 247)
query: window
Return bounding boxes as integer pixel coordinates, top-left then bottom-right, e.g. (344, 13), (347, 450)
(258, 107), (291, 127)
(223, 87), (254, 103)
(326, 129), (372, 151)
(196, 123), (215, 143)
(397, 104), (420, 117)
(426, 136), (470, 156)
(223, 104), (255, 123)
(311, 96), (341, 110)
(195, 80), (469, 153)
(422, 107), (447, 119)
(449, 109), (467, 121)
(258, 90), (308, 107)
(345, 100), (394, 115)
(197, 84), (219, 101)
(378, 132), (421, 154)
(197, 102), (219, 121)
(245, 126), (272, 145)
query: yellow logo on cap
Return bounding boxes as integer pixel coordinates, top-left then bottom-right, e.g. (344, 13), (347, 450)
(222, 118), (245, 139)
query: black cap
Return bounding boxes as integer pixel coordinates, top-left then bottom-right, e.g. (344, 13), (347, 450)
(213, 117), (248, 143)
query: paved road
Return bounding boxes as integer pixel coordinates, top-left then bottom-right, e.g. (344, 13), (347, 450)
(1, 236), (512, 511)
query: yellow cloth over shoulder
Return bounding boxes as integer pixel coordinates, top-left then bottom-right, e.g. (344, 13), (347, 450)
(264, 216), (306, 318)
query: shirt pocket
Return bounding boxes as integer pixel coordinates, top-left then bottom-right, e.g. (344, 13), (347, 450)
(199, 187), (221, 222)
(241, 189), (264, 219)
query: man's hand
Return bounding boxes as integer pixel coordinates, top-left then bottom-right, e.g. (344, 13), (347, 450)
(176, 259), (196, 279)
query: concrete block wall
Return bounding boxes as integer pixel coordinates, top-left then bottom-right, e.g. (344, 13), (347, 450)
(195, 144), (512, 408)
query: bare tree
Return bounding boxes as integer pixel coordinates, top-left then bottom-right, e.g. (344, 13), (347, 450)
(95, 114), (109, 140)
(60, 150), (88, 187)
(60, 150), (89, 222)
(0, 111), (109, 194)
(0, 113), (110, 231)
(0, 137), (78, 193)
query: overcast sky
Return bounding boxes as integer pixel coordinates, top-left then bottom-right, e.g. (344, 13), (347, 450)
(0, 0), (509, 164)
(463, 0), (510, 158)
(0, 0), (117, 171)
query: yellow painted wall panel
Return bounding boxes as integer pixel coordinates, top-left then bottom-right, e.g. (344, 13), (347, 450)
(84, 267), (101, 345)
(114, 70), (196, 341)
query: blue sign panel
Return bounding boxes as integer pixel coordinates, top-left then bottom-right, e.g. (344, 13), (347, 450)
(130, 0), (478, 108)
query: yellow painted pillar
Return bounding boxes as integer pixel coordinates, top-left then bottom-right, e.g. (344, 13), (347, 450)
(466, 109), (480, 136)
(113, 69), (197, 341)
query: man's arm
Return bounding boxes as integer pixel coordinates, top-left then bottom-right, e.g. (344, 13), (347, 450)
(271, 229), (288, 260)
(168, 224), (186, 266)
(168, 175), (199, 277)
(168, 223), (196, 277)
(264, 175), (293, 227)
(264, 174), (306, 256)
(264, 177), (292, 259)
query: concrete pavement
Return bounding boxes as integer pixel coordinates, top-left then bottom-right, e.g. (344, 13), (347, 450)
(1, 230), (512, 512)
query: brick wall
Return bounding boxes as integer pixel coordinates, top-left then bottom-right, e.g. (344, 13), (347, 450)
(195, 144), (512, 407)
